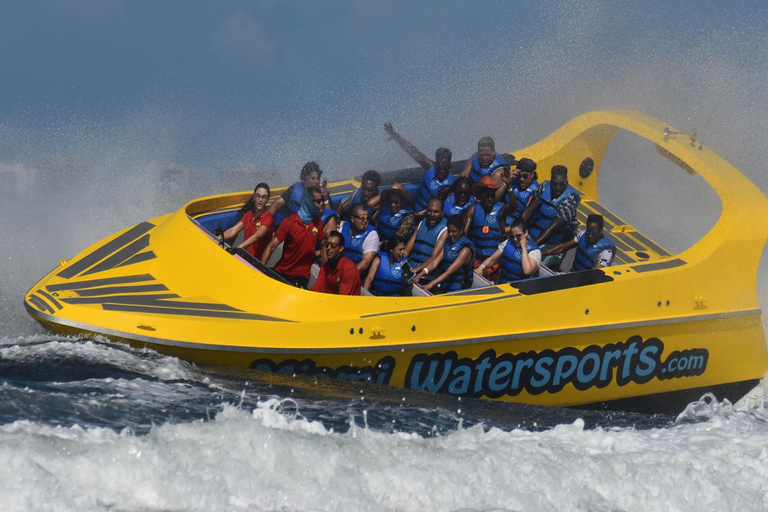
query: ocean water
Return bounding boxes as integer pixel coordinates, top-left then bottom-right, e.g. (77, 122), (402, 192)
(4, 1), (768, 510)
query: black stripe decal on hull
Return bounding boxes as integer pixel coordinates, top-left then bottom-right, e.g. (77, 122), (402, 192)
(612, 231), (645, 252)
(62, 294), (180, 305)
(584, 201), (626, 230)
(28, 295), (54, 314)
(116, 251), (156, 268)
(57, 222), (155, 279)
(37, 289), (62, 310)
(631, 259), (686, 273)
(101, 303), (292, 322)
(82, 234), (151, 276)
(47, 274), (156, 292)
(75, 284), (170, 297)
(630, 231), (671, 257)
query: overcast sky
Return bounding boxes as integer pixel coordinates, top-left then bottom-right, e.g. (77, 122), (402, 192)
(1, 0), (766, 178)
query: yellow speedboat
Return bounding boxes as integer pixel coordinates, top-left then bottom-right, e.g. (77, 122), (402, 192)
(24, 111), (768, 413)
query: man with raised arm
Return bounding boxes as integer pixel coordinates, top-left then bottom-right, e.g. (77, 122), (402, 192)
(383, 122), (456, 213)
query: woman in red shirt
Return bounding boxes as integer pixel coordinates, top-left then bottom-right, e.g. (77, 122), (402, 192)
(219, 183), (274, 259)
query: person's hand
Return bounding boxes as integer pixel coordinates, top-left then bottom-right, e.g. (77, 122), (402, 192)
(321, 179), (330, 200)
(423, 281), (435, 292)
(384, 122), (397, 139)
(474, 265), (485, 277)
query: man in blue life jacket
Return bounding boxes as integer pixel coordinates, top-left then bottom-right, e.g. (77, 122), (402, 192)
(475, 218), (541, 283)
(337, 169), (382, 221)
(464, 176), (512, 280)
(383, 122), (456, 214)
(504, 157), (540, 228)
(460, 136), (515, 183)
(269, 161), (333, 228)
(522, 165), (581, 269)
(407, 197), (448, 283)
(340, 203), (380, 276)
(541, 214), (615, 272)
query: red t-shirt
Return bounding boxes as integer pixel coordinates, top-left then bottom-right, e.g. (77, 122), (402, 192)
(241, 209), (274, 260)
(274, 213), (325, 278)
(311, 256), (361, 295)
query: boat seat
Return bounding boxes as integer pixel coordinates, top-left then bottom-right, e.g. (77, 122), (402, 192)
(471, 273), (493, 288)
(308, 263), (320, 288)
(265, 242), (283, 268)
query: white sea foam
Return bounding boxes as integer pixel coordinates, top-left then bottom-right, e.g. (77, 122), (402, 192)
(0, 398), (767, 512)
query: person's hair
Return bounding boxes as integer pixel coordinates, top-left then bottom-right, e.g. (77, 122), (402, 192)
(586, 214), (604, 230)
(477, 136), (495, 151)
(551, 165), (568, 179)
(386, 235), (405, 252)
(446, 215), (464, 231)
(351, 203), (367, 217)
(238, 182), (271, 216)
(362, 169), (382, 186)
(427, 196), (444, 209)
(510, 217), (527, 232)
(301, 161), (322, 181)
(435, 147), (452, 161)
(516, 158), (537, 175)
(328, 230), (345, 248)
(306, 185), (322, 196)
(452, 176), (473, 193)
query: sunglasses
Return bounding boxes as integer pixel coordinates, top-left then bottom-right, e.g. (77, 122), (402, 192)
(355, 214), (369, 221)
(313, 198), (324, 204)
(324, 241), (340, 249)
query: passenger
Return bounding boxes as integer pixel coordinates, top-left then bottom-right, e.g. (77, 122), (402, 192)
(461, 136), (514, 183)
(269, 161), (332, 227)
(218, 183), (274, 260)
(414, 215), (475, 294)
(541, 214), (615, 271)
(464, 176), (511, 278)
(443, 177), (477, 217)
(337, 169), (382, 221)
(340, 203), (380, 275)
(406, 197), (448, 278)
(476, 218), (541, 283)
(261, 185), (326, 288)
(364, 235), (411, 296)
(376, 185), (416, 243)
(383, 122), (456, 212)
(522, 165), (581, 269)
(311, 231), (362, 295)
(506, 158), (539, 224)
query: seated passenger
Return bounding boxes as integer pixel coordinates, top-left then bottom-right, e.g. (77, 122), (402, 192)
(337, 169), (382, 221)
(269, 161), (333, 227)
(476, 218), (541, 283)
(521, 165), (581, 269)
(406, 197), (448, 278)
(376, 186), (416, 243)
(464, 177), (511, 278)
(505, 158), (539, 226)
(218, 183), (274, 260)
(443, 177), (477, 217)
(541, 214), (615, 271)
(383, 122), (456, 213)
(364, 236), (411, 296)
(261, 186), (326, 288)
(340, 203), (380, 275)
(460, 136), (514, 183)
(414, 215), (475, 294)
(311, 231), (361, 295)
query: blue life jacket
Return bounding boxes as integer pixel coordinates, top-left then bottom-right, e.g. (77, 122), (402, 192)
(573, 234), (615, 272)
(416, 166), (456, 210)
(500, 239), (540, 283)
(470, 154), (508, 182)
(273, 182), (305, 227)
(370, 252), (407, 296)
(410, 217), (447, 267)
(439, 236), (474, 292)
(321, 208), (338, 226)
(341, 222), (376, 264)
(471, 202), (505, 259)
(529, 181), (580, 243)
(377, 206), (413, 241)
(444, 193), (476, 217)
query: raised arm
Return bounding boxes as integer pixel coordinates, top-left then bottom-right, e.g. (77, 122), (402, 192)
(460, 153), (476, 178)
(384, 122), (433, 170)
